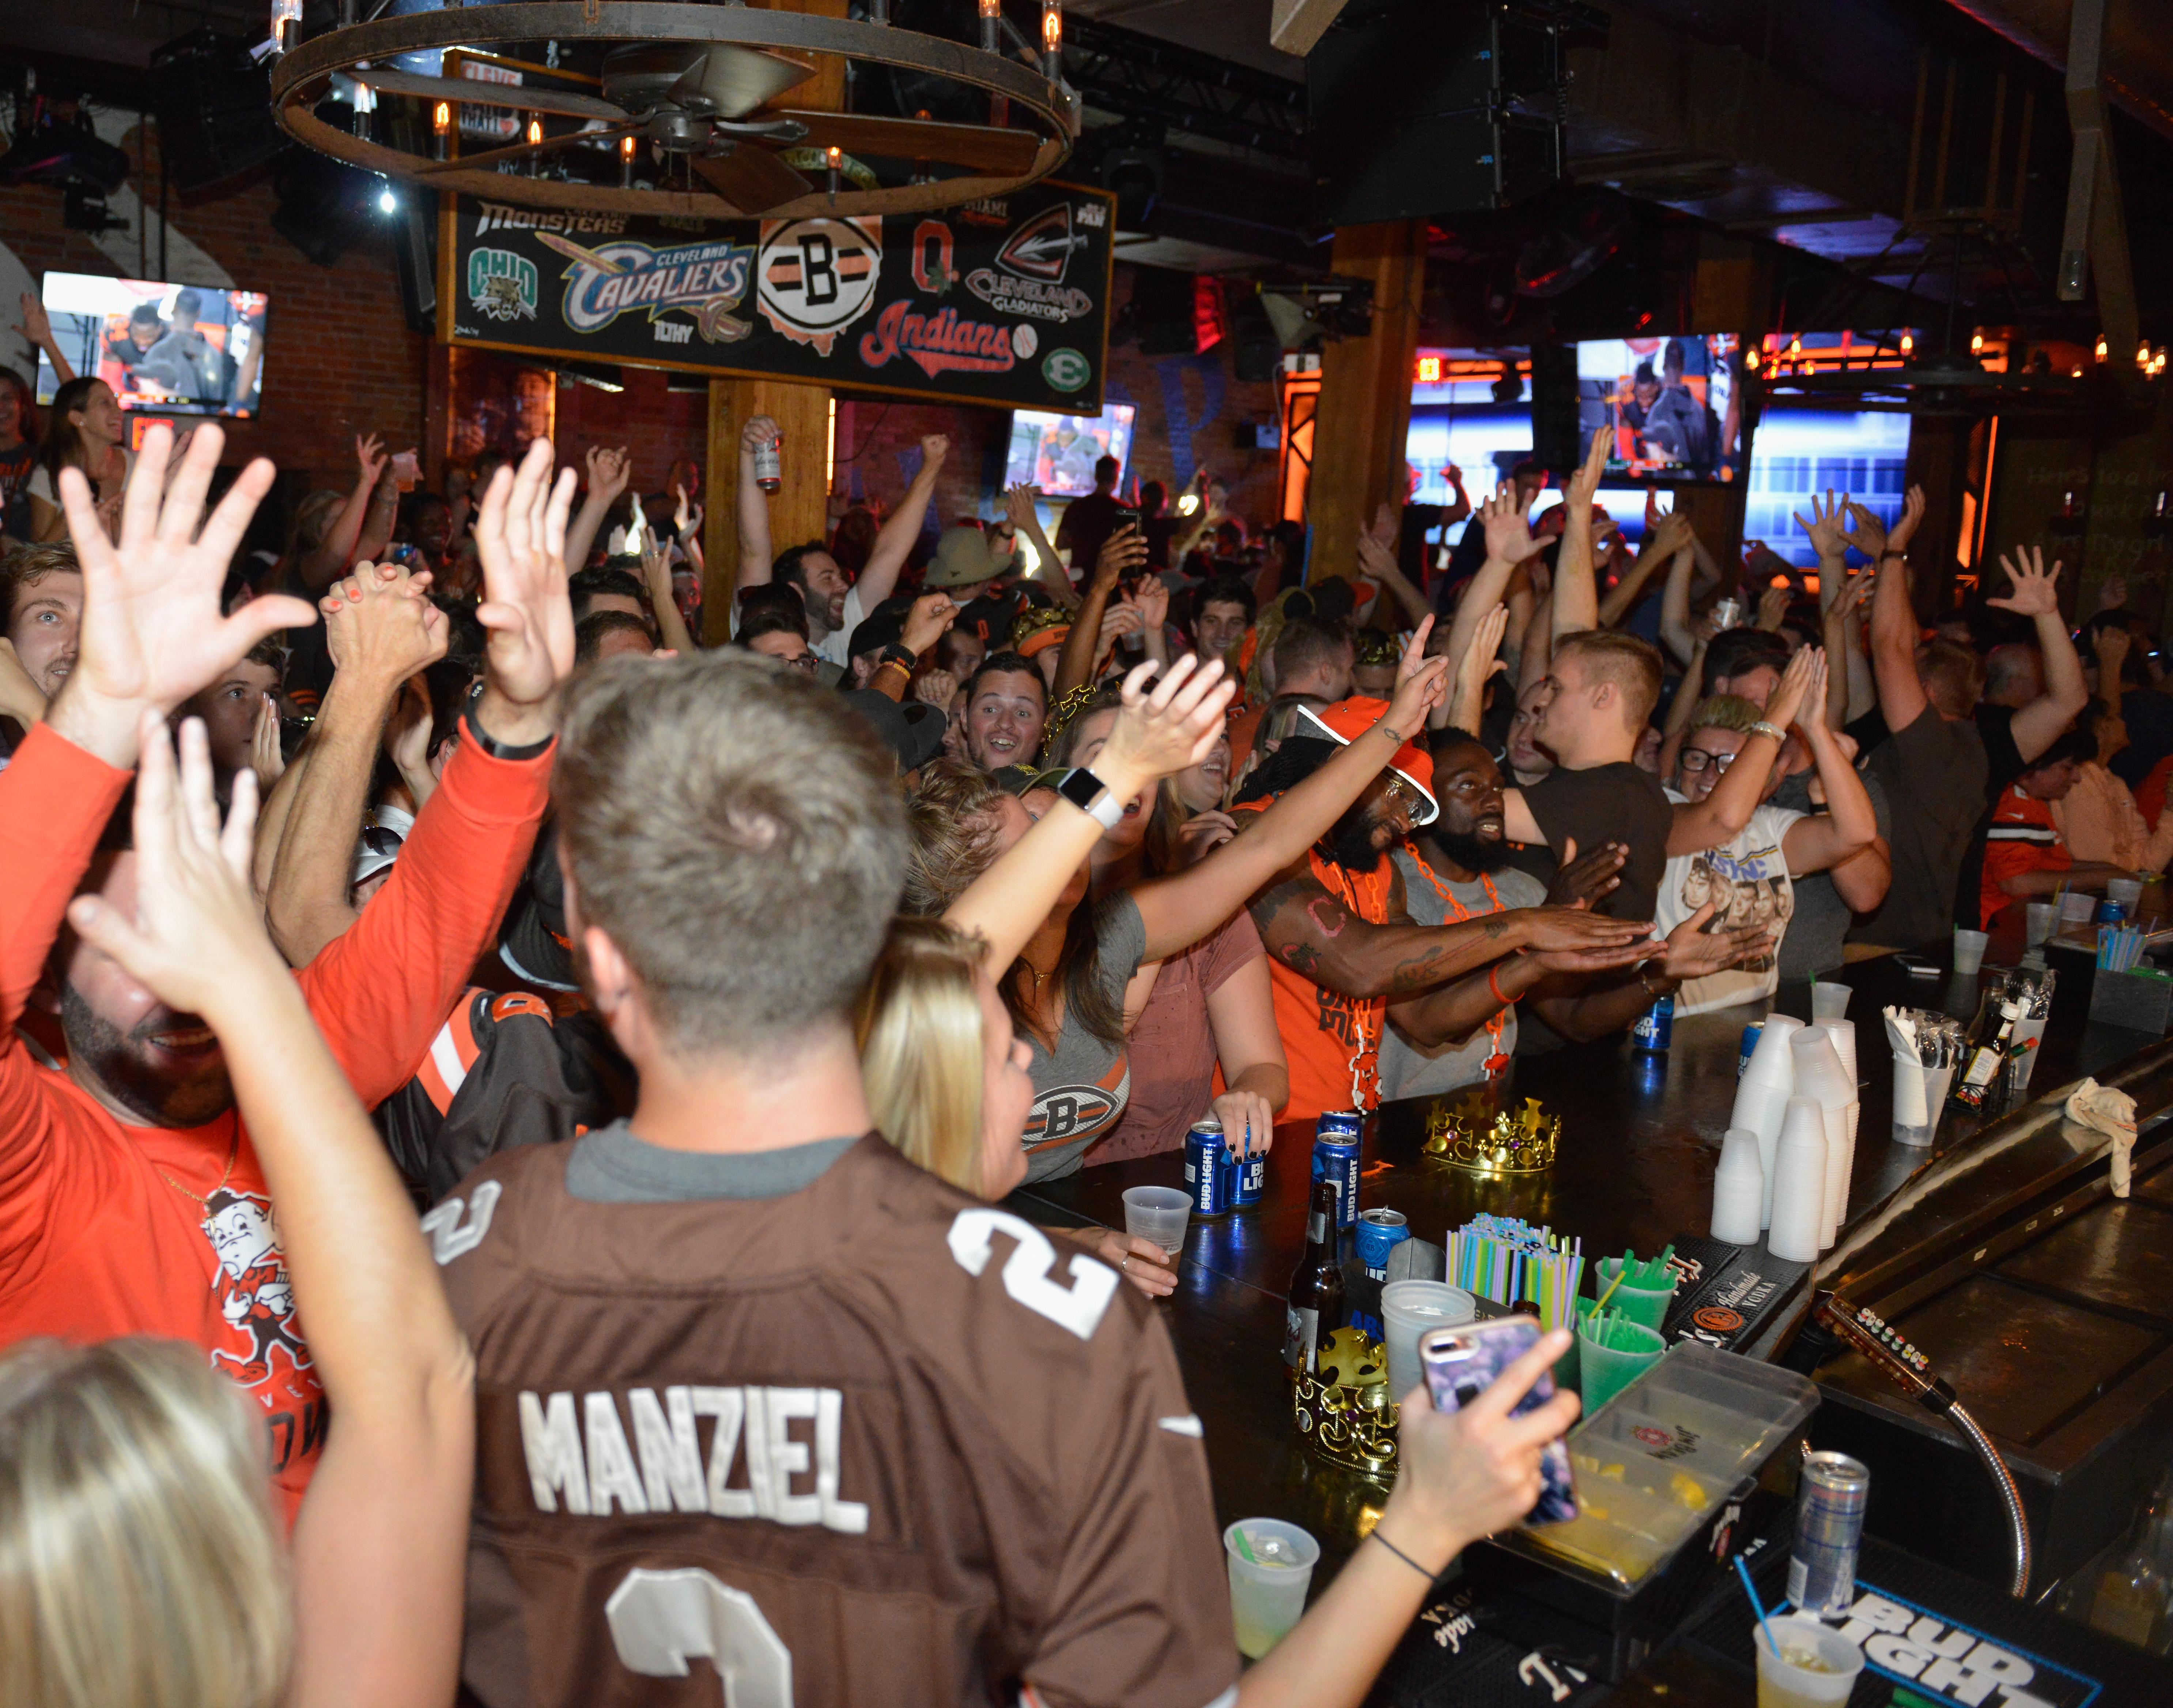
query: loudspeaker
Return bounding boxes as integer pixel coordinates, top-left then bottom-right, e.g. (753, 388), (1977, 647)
(1310, 0), (1576, 225)
(1131, 266), (1198, 357)
(149, 30), (287, 193)
(1527, 342), (1580, 474)
(269, 106), (376, 266)
(392, 200), (436, 334)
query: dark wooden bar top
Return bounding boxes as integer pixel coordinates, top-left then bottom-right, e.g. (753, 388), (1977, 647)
(1012, 927), (2173, 1586)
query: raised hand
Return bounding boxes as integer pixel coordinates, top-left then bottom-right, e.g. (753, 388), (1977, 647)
(1384, 616), (1450, 735)
(323, 559), (448, 685)
(247, 692), (286, 795)
(1388, 1327), (1580, 1552)
(1131, 575), (1169, 633)
(1368, 500), (1399, 548)
(1565, 426), (1610, 507)
(1989, 545), (2063, 618)
(901, 590), (959, 656)
(1887, 483), (1926, 554)
(913, 667), (959, 712)
(1838, 499), (1887, 563)
(672, 482), (702, 539)
(1479, 484), (1542, 565)
(66, 711), (284, 1019)
(1545, 835), (1627, 911)
(1512, 905), (1652, 956)
(1174, 809), (1239, 866)
(1005, 481), (1041, 532)
(1445, 602), (1504, 732)
(1093, 523), (1148, 590)
(1764, 642), (1823, 731)
(1792, 489), (1851, 559)
(385, 674), (436, 796)
(473, 438), (578, 743)
(2095, 624), (2132, 686)
(1093, 654), (1235, 796)
(584, 444), (632, 506)
(1785, 647), (1830, 732)
(354, 432), (388, 488)
(741, 414), (779, 458)
(15, 290), (52, 353)
(2096, 575), (2129, 616)
(1660, 902), (1775, 979)
(920, 432), (952, 469)
(1755, 585), (1788, 632)
(1649, 510), (1694, 558)
(51, 421), (315, 769)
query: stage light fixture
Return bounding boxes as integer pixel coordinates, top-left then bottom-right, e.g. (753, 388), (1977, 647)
(1900, 333), (1914, 355)
(1415, 355), (1442, 384)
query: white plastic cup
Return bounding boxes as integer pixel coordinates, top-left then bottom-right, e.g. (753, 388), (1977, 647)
(1120, 1186), (1191, 1262)
(1754, 1615), (1864, 1707)
(1742, 1012), (1804, 1089)
(1789, 1032), (1851, 1249)
(1810, 981), (1851, 1020)
(1712, 1127), (1765, 1244)
(1729, 1076), (1792, 1229)
(1225, 1518), (1320, 1659)
(1767, 1097), (1830, 1263)
(2025, 901), (2057, 947)
(2109, 877), (2144, 913)
(2061, 891), (2097, 925)
(1953, 929), (1989, 975)
(1380, 1280), (1475, 1401)
(1811, 1019), (1858, 1086)
(1893, 1054), (1933, 1146)
(2010, 1010), (2050, 1093)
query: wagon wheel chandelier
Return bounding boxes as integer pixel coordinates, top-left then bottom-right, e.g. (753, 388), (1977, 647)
(268, 1), (1079, 221)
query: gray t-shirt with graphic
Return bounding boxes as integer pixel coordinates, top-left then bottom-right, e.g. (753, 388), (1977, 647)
(1378, 852), (1545, 1101)
(1021, 892), (1150, 1183)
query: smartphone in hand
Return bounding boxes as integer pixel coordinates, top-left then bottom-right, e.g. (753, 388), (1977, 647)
(1418, 1315), (1578, 1525)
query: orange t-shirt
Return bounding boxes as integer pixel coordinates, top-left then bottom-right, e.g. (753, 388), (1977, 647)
(0, 721), (551, 1520)
(1980, 783), (2067, 927)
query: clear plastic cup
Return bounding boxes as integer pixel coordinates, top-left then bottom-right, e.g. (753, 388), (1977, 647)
(2025, 900), (2057, 947)
(2109, 877), (2144, 913)
(1380, 1280), (1475, 1400)
(2061, 891), (2097, 925)
(1952, 928), (1989, 975)
(1595, 1257), (1677, 1333)
(1576, 1316), (1665, 1412)
(1754, 1616), (1863, 1708)
(1120, 1186), (1191, 1262)
(1225, 1518), (1319, 1658)
(1810, 981), (1851, 1020)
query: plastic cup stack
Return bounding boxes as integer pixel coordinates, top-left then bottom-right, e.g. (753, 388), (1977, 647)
(1730, 1013), (1803, 1229)
(1810, 980), (1851, 1020)
(1809, 1018), (1860, 1204)
(1766, 1096), (1831, 1262)
(1710, 1127), (1765, 1244)
(1789, 1029), (1853, 1250)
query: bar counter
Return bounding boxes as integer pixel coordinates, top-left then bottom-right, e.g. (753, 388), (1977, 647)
(1012, 930), (2173, 1695)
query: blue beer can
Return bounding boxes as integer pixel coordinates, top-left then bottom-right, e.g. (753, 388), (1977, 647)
(1738, 1020), (1764, 1079)
(1233, 1137), (1266, 1209)
(1633, 995), (1674, 1053)
(1184, 1121), (1231, 1217)
(2096, 896), (2129, 925)
(1310, 1110), (1363, 1231)
(1355, 1208), (1409, 1278)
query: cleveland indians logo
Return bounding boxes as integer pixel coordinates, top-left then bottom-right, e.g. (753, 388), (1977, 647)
(201, 1188), (311, 1387)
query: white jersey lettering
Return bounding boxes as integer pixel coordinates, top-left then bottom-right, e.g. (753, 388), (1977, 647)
(631, 1387), (708, 1514)
(764, 1388), (821, 1526)
(586, 1391), (651, 1515)
(694, 1386), (756, 1518)
(519, 1391), (590, 1514)
(946, 1209), (1118, 1341)
(422, 1180), (501, 1265)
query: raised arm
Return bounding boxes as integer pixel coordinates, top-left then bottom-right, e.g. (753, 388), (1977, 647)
(1987, 545), (2091, 763)
(1779, 693), (1877, 874)
(14, 291), (74, 388)
(563, 445), (632, 578)
(1867, 487), (1929, 730)
(856, 435), (949, 608)
(265, 562), (447, 965)
(1793, 489), (1850, 615)
(942, 654), (1235, 972)
(1599, 510), (1689, 629)
(1657, 525), (1702, 666)
(1551, 428), (1609, 642)
(1007, 482), (1080, 612)
(1656, 613), (1716, 781)
(1055, 526), (1143, 699)
(69, 717), (471, 1708)
(1440, 485), (1542, 698)
(640, 536), (698, 655)
(298, 435), (391, 593)
(1666, 646), (1822, 856)
(735, 414), (780, 590)
(1356, 529), (1433, 630)
(1447, 602), (1508, 738)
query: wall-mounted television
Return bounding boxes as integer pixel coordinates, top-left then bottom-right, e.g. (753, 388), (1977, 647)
(1745, 409), (1914, 569)
(1005, 403), (1136, 498)
(37, 272), (268, 418)
(1575, 334), (1741, 484)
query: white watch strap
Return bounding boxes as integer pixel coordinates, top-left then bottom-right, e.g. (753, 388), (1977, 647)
(1086, 789), (1125, 830)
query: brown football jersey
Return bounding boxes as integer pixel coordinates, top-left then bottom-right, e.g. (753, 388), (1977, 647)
(435, 1131), (1240, 1708)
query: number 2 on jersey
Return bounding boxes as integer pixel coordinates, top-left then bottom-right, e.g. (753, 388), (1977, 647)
(946, 1209), (1119, 1341)
(606, 1567), (792, 1706)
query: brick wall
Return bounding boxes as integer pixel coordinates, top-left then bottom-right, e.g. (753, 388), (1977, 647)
(0, 118), (429, 499)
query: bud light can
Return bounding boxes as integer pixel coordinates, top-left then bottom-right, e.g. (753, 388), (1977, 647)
(1633, 994), (1674, 1053)
(1788, 1451), (1870, 1616)
(1310, 1111), (1363, 1231)
(1738, 1020), (1764, 1079)
(2096, 896), (2129, 925)
(1355, 1207), (1409, 1278)
(1184, 1121), (1231, 1218)
(1232, 1132), (1267, 1209)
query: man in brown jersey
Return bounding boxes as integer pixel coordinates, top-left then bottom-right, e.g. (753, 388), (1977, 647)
(433, 649), (1240, 1707)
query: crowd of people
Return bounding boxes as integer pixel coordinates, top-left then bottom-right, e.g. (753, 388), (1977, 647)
(0, 343), (2163, 1704)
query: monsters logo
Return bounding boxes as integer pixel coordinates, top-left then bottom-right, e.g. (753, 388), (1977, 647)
(537, 233), (757, 344)
(858, 301), (1017, 378)
(757, 217), (882, 356)
(467, 248), (538, 323)
(965, 202), (1096, 322)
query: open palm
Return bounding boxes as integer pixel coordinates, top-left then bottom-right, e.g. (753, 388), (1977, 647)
(475, 438), (578, 709)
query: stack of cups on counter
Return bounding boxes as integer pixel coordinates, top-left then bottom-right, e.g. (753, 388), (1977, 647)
(1717, 995), (1862, 1263)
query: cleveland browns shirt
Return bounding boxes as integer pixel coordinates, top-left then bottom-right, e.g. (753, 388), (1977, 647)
(435, 1126), (1239, 1708)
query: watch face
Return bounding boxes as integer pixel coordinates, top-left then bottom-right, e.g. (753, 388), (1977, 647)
(1057, 766), (1103, 810)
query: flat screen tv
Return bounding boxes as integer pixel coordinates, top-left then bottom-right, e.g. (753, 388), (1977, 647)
(1575, 334), (1741, 484)
(1005, 403), (1136, 498)
(37, 272), (268, 418)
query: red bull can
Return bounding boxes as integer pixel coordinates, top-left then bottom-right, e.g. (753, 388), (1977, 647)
(1788, 1450), (1870, 1616)
(1310, 1111), (1363, 1231)
(1184, 1121), (1232, 1218)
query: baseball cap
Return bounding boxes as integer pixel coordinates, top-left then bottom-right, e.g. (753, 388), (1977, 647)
(1292, 695), (1439, 826)
(924, 526), (999, 589)
(843, 689), (948, 772)
(349, 804), (414, 888)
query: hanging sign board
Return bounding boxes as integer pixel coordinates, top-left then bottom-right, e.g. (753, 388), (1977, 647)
(439, 178), (1114, 413)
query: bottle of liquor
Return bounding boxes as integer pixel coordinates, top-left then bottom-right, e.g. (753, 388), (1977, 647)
(2091, 1473), (2173, 1650)
(1283, 1179), (1345, 1372)
(1953, 996), (2022, 1110)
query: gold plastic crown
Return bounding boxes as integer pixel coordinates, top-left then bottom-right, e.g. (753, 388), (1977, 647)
(1423, 1092), (1560, 1175)
(1292, 1326), (1399, 1478)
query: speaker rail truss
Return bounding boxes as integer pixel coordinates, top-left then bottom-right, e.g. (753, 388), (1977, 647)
(269, 1), (1074, 219)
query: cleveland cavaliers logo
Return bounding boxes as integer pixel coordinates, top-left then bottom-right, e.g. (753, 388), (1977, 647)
(201, 1188), (311, 1387)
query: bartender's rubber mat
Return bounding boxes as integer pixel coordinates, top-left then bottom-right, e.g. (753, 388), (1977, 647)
(1658, 1234), (1811, 1354)
(1675, 1528), (2173, 1705)
(1364, 1576), (1622, 1707)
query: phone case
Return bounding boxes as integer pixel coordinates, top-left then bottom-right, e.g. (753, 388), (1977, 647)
(1418, 1316), (1578, 1525)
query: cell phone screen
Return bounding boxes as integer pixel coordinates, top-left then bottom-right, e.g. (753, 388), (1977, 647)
(1418, 1316), (1577, 1525)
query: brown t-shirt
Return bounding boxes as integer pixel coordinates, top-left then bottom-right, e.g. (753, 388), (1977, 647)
(1090, 909), (1267, 1164)
(437, 1130), (1238, 1708)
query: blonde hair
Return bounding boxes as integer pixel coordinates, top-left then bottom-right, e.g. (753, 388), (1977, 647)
(0, 1338), (290, 1708)
(857, 918), (991, 1196)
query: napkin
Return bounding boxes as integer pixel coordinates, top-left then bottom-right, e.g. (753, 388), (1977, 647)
(2065, 1077), (2138, 1197)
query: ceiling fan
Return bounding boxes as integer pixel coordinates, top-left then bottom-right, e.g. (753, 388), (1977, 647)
(350, 40), (1041, 217)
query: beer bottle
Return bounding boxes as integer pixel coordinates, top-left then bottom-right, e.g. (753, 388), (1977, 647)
(1284, 1179), (1345, 1371)
(754, 430), (783, 495)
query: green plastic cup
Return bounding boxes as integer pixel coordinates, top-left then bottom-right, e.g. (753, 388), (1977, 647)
(1577, 1315), (1666, 1412)
(1555, 1295), (1605, 1394)
(1596, 1257), (1677, 1334)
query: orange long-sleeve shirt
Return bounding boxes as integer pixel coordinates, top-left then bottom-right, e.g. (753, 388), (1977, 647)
(0, 720), (550, 1518)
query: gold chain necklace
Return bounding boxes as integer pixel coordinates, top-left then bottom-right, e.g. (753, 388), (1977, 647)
(158, 1123), (241, 1210)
